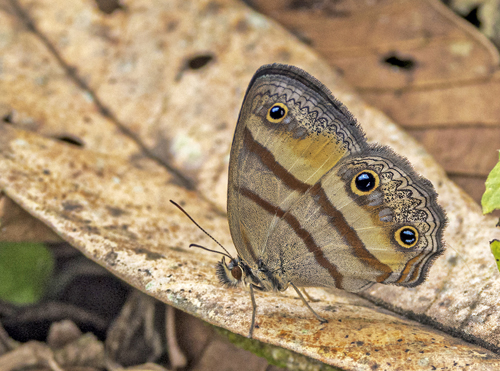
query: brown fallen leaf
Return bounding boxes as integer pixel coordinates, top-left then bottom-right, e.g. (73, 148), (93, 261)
(165, 305), (187, 370)
(0, 195), (61, 242)
(1, 0), (500, 370)
(448, 0), (500, 49)
(249, 0), (500, 212)
(105, 291), (163, 368)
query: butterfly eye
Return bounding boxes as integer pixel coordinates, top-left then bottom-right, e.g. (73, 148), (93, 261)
(231, 266), (243, 281)
(351, 170), (380, 195)
(266, 103), (288, 123)
(216, 257), (243, 287)
(395, 226), (419, 248)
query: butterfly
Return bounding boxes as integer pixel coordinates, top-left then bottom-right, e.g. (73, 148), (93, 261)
(174, 63), (446, 338)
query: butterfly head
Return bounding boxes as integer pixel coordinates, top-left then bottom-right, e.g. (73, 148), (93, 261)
(216, 255), (288, 293)
(216, 256), (249, 287)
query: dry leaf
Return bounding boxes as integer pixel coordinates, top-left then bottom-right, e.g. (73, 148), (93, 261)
(249, 0), (500, 209)
(1, 0), (500, 370)
(0, 195), (61, 242)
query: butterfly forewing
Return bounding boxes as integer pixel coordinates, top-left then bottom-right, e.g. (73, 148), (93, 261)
(228, 65), (368, 270)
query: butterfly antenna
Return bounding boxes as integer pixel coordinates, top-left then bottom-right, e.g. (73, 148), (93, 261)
(189, 243), (231, 259)
(170, 200), (233, 258)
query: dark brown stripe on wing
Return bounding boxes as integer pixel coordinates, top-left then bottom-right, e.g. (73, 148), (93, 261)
(243, 126), (392, 282)
(407, 250), (436, 285)
(408, 257), (425, 283)
(240, 187), (343, 288)
(395, 252), (424, 284)
(397, 247), (442, 287)
(243, 127), (309, 193)
(309, 184), (393, 282)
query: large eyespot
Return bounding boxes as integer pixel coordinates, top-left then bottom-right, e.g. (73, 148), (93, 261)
(266, 103), (288, 123)
(351, 170), (380, 196)
(395, 226), (419, 248)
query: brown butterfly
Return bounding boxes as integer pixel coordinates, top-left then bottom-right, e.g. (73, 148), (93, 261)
(174, 63), (446, 338)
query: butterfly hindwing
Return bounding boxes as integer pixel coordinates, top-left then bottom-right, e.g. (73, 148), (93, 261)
(262, 145), (446, 292)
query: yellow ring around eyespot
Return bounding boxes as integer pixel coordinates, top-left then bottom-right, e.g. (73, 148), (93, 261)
(394, 226), (419, 248)
(350, 169), (380, 196)
(266, 103), (288, 123)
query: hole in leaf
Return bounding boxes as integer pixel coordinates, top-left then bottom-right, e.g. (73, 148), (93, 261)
(55, 135), (85, 147)
(2, 112), (14, 124)
(94, 0), (124, 14)
(383, 54), (416, 71)
(187, 55), (214, 70)
(463, 6), (481, 28)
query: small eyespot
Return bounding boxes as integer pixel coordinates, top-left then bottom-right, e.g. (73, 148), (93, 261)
(231, 266), (242, 281)
(395, 226), (419, 248)
(266, 103), (288, 123)
(351, 170), (380, 196)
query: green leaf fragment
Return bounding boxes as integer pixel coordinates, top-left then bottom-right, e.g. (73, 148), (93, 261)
(491, 240), (500, 273)
(482, 151), (500, 214)
(0, 242), (54, 304)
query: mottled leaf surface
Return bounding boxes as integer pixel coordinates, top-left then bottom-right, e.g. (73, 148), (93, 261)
(1, 0), (500, 370)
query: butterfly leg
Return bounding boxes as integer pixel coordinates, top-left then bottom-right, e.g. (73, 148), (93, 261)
(301, 288), (320, 303)
(291, 283), (328, 324)
(248, 284), (258, 338)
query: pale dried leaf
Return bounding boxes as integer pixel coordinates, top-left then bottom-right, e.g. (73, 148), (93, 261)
(0, 0), (500, 370)
(47, 320), (83, 349)
(0, 341), (64, 371)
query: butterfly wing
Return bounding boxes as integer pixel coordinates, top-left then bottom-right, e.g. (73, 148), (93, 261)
(227, 64), (367, 269)
(264, 145), (446, 292)
(228, 64), (446, 293)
